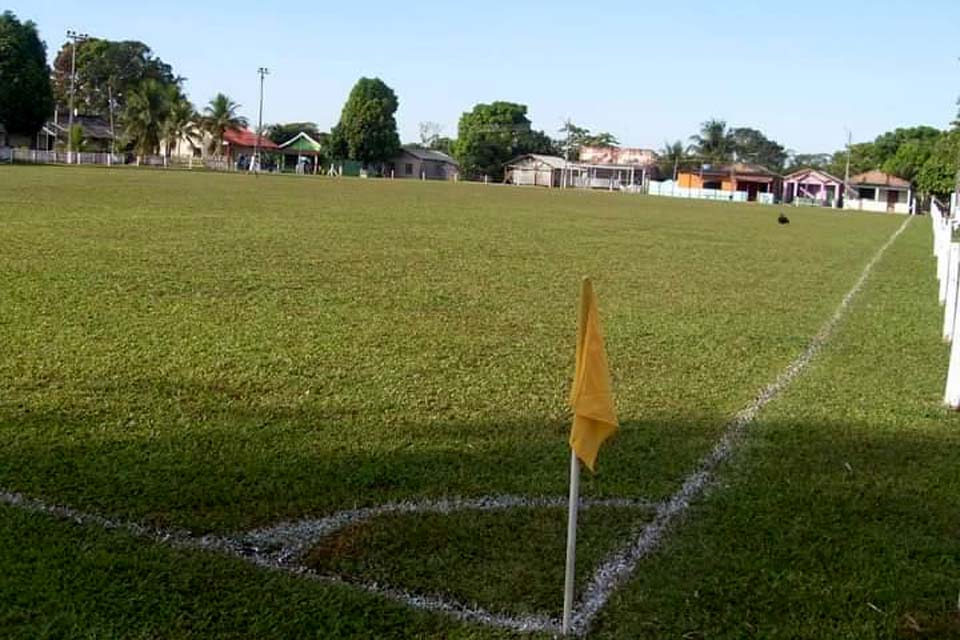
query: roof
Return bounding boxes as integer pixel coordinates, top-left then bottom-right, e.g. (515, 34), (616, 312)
(278, 131), (323, 152)
(693, 162), (781, 178)
(579, 146), (658, 167)
(783, 168), (843, 184)
(505, 154), (567, 169)
(400, 147), (458, 164)
(45, 114), (114, 140)
(849, 170), (910, 189)
(223, 128), (279, 149)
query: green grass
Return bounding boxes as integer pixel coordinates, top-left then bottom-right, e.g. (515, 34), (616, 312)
(590, 220), (960, 638)
(1, 165), (946, 637)
(305, 506), (652, 618)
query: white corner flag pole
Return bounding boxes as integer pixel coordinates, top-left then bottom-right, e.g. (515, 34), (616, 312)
(562, 450), (581, 635)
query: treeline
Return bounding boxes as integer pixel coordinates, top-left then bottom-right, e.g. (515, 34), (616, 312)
(2, 9), (958, 194)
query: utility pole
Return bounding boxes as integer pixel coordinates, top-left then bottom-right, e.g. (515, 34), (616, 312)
(253, 67), (269, 173)
(843, 129), (853, 201)
(65, 29), (89, 164)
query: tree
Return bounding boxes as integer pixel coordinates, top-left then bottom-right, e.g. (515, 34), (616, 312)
(162, 92), (199, 160)
(122, 79), (174, 160)
(201, 93), (247, 158)
(872, 126), (941, 167)
(728, 127), (787, 172)
(689, 119), (733, 165)
(581, 131), (619, 148)
(557, 120), (619, 160)
(52, 38), (177, 118)
(882, 139), (936, 183)
(917, 129), (960, 198)
(68, 124), (87, 153)
(658, 140), (687, 180)
(786, 153), (832, 172)
(267, 122), (321, 145)
(328, 77), (401, 166)
(453, 101), (554, 180)
(0, 11), (54, 137)
(826, 142), (877, 180)
(418, 121), (443, 147)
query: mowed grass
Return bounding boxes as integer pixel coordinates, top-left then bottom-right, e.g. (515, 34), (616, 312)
(0, 165), (930, 636)
(590, 220), (960, 638)
(0, 167), (901, 532)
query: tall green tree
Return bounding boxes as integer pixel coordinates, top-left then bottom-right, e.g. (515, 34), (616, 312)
(201, 93), (247, 158)
(122, 79), (174, 160)
(329, 77), (401, 166)
(557, 120), (619, 160)
(454, 101), (554, 180)
(267, 121), (321, 145)
(658, 140), (687, 180)
(826, 142), (877, 180)
(0, 11), (54, 137)
(52, 38), (177, 117)
(162, 92), (199, 159)
(728, 127), (787, 172)
(689, 119), (733, 165)
(917, 129), (960, 198)
(786, 153), (832, 172)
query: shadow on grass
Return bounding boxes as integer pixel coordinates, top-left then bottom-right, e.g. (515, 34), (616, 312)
(592, 415), (960, 639)
(0, 380), (726, 532)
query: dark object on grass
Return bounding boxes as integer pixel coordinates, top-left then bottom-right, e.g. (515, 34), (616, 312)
(778, 213), (790, 225)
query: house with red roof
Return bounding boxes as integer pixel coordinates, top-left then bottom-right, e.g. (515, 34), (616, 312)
(222, 128), (279, 168)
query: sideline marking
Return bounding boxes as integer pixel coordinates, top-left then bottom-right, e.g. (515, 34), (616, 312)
(0, 216), (913, 636)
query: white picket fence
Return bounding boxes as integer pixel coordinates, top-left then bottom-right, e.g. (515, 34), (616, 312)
(932, 198), (960, 408)
(0, 147), (126, 166)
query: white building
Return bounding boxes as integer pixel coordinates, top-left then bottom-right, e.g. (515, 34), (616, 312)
(843, 170), (913, 214)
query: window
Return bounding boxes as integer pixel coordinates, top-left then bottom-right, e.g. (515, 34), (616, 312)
(405, 163), (414, 175)
(703, 180), (722, 190)
(857, 187), (875, 200)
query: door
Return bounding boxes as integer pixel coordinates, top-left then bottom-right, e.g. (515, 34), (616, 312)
(886, 190), (898, 213)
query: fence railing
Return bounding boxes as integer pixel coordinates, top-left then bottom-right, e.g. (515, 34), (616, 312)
(0, 147), (126, 166)
(647, 180), (750, 203)
(933, 199), (960, 408)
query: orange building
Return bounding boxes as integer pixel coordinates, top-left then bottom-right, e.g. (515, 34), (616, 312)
(677, 162), (781, 202)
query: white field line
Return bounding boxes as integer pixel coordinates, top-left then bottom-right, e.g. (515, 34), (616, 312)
(0, 216), (912, 636)
(0, 489), (651, 635)
(569, 215), (913, 636)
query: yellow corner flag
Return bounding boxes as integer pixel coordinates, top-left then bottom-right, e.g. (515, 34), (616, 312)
(568, 277), (618, 472)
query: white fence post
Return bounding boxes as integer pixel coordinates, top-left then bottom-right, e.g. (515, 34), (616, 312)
(946, 313), (960, 409)
(944, 244), (960, 341)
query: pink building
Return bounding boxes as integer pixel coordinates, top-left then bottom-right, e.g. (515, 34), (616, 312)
(782, 168), (844, 208)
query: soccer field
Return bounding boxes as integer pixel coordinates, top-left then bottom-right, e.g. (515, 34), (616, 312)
(2, 166), (958, 638)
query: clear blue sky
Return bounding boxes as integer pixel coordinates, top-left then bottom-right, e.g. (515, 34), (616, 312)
(16, 0), (960, 153)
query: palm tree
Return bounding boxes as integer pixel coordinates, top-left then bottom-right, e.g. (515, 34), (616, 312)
(162, 94), (200, 161)
(689, 119), (733, 165)
(123, 79), (174, 162)
(202, 93), (247, 159)
(659, 140), (686, 180)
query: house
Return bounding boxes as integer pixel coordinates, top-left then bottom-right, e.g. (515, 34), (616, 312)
(573, 146), (658, 189)
(505, 154), (567, 187)
(843, 170), (913, 214)
(278, 132), (324, 174)
(386, 147), (458, 180)
(782, 168), (845, 208)
(579, 146), (658, 171)
(222, 128), (279, 168)
(677, 162), (781, 202)
(43, 113), (116, 152)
